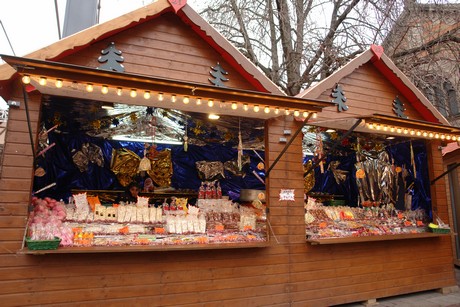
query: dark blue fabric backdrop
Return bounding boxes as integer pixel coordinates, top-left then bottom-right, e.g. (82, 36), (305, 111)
(33, 132), (265, 202)
(304, 140), (431, 216)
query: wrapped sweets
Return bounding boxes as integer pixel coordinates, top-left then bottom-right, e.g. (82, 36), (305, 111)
(106, 207), (118, 222)
(117, 205), (127, 223)
(94, 205), (106, 221)
(138, 206), (150, 224)
(149, 207), (158, 223)
(123, 205), (135, 223)
(137, 196), (149, 207)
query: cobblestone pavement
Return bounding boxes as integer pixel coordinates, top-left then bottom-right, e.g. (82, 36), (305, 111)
(336, 267), (460, 307)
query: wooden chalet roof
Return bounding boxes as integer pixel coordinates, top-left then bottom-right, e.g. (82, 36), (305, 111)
(297, 45), (450, 125)
(0, 0), (284, 97)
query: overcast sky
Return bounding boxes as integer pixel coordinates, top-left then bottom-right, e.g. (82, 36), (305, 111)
(0, 0), (203, 58)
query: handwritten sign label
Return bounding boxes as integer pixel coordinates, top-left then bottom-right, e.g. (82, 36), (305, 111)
(279, 189), (295, 202)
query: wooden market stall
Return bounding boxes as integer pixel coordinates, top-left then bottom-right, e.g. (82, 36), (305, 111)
(0, 1), (458, 306)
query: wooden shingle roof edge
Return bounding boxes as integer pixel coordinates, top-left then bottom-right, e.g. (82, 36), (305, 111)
(296, 45), (450, 125)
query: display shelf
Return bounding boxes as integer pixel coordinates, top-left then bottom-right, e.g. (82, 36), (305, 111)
(306, 232), (450, 245)
(18, 241), (270, 254)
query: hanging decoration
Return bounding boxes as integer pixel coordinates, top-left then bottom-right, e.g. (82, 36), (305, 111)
(303, 160), (315, 193)
(110, 148), (140, 187)
(237, 118), (243, 171)
(97, 42), (125, 72)
(209, 62), (229, 87)
(328, 160), (348, 184)
(410, 141), (417, 179)
(196, 161), (225, 181)
(224, 155), (250, 177)
(279, 189), (295, 202)
(146, 149), (173, 187)
(392, 96), (408, 119)
(331, 84), (348, 112)
(315, 128), (325, 173)
(72, 143), (105, 172)
(183, 122), (188, 152)
(138, 143), (152, 173)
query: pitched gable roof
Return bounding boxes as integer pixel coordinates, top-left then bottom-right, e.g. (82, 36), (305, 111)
(296, 45), (449, 125)
(0, 0), (283, 95)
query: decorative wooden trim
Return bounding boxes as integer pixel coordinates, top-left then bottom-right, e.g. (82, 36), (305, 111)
(306, 232), (450, 245)
(18, 241), (270, 255)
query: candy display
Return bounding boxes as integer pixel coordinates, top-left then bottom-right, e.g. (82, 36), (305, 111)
(26, 195), (267, 249)
(305, 197), (430, 240)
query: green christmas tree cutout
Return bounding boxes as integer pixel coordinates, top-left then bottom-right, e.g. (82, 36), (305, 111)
(209, 62), (229, 87)
(97, 42), (125, 72)
(331, 84), (348, 112)
(393, 96), (408, 118)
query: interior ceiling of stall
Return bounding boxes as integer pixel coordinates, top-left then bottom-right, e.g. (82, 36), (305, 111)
(41, 95), (266, 149)
(41, 95), (412, 158)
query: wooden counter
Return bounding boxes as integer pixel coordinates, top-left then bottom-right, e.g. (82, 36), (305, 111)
(306, 232), (451, 245)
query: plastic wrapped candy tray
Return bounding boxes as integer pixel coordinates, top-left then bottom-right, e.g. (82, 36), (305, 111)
(26, 237), (61, 250)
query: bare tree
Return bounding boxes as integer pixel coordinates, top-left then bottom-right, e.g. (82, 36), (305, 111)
(383, 1), (460, 126)
(200, 0), (406, 95)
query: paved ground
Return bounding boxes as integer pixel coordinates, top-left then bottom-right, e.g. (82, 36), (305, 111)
(336, 267), (460, 306)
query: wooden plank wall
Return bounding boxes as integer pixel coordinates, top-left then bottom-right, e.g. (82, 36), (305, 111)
(59, 13), (256, 91)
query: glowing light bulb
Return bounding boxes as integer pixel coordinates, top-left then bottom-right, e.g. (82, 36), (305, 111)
(293, 110), (300, 117)
(303, 111), (309, 118)
(144, 91), (151, 99)
(39, 77), (47, 86)
(435, 133), (439, 139)
(390, 127), (395, 133)
(196, 98), (202, 105)
(21, 75), (31, 84)
(254, 105), (260, 112)
(264, 106), (270, 114)
(410, 130), (415, 135)
(117, 87), (123, 96)
(422, 132), (428, 137)
(130, 89), (137, 98)
(274, 107), (280, 114)
(285, 109), (290, 115)
(396, 128), (402, 134)
(452, 136), (457, 141)
(183, 96), (189, 104)
(376, 125), (381, 131)
(231, 102), (237, 110)
(101, 85), (109, 94)
(86, 83), (94, 92)
(158, 93), (164, 101)
(208, 99), (214, 107)
(416, 131), (422, 136)
(243, 104), (249, 111)
(368, 123), (374, 129)
(446, 135), (451, 140)
(429, 132), (434, 138)
(383, 126), (388, 132)
(55, 79), (63, 88)
(312, 113), (318, 119)
(440, 134), (445, 140)
(403, 129), (409, 134)
(171, 95), (176, 102)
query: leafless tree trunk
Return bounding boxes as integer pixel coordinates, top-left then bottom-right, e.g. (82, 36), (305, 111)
(200, 0), (404, 95)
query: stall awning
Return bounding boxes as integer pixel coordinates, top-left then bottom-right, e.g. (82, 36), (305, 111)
(0, 54), (334, 120)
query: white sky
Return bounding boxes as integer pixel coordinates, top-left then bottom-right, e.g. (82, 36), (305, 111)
(0, 0), (203, 109)
(0, 0), (203, 58)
